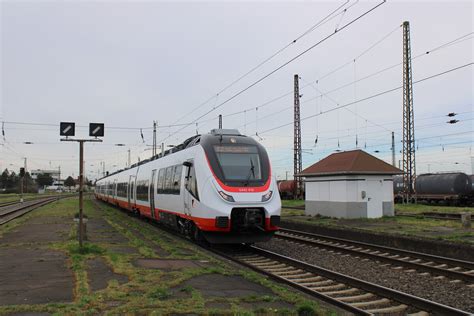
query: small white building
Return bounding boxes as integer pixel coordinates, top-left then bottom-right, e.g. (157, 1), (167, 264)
(30, 169), (61, 181)
(300, 150), (402, 218)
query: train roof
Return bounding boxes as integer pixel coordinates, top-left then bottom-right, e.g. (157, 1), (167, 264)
(96, 129), (249, 182)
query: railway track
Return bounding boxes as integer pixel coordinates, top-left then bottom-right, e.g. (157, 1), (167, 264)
(275, 228), (474, 284)
(94, 198), (472, 315)
(396, 212), (464, 221)
(0, 196), (70, 225)
(282, 205), (469, 222)
(0, 194), (74, 208)
(215, 245), (470, 315)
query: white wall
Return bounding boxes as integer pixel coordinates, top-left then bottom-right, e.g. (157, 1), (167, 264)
(304, 175), (394, 203)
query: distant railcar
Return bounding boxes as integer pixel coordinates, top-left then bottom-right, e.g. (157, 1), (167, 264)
(277, 180), (296, 199)
(416, 173), (471, 195)
(95, 129), (281, 244)
(394, 172), (473, 206)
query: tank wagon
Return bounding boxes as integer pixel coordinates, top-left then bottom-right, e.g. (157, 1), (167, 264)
(393, 172), (473, 205)
(277, 180), (296, 199)
(415, 173), (472, 205)
(95, 129), (281, 244)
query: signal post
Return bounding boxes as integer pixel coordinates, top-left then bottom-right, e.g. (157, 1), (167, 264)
(60, 122), (104, 248)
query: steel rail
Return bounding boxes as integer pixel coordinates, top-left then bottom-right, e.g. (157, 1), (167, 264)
(276, 230), (474, 283)
(0, 194), (77, 208)
(277, 228), (474, 272)
(244, 246), (471, 315)
(0, 195), (74, 225)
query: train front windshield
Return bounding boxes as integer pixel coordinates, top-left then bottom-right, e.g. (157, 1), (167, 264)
(213, 145), (262, 181)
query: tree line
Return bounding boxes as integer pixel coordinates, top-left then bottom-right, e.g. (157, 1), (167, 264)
(0, 169), (78, 194)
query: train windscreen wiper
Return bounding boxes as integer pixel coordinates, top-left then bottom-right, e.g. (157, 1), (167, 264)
(244, 158), (255, 186)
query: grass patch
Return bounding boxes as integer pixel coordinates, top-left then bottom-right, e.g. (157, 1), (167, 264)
(0, 197), (334, 315)
(286, 212), (474, 244)
(67, 242), (105, 255)
(282, 208), (305, 217)
(282, 199), (305, 208)
(395, 203), (474, 214)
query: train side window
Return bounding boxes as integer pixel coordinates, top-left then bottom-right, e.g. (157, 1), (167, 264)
(173, 165), (183, 195)
(164, 167), (173, 194)
(185, 164), (199, 201)
(157, 169), (165, 194)
(136, 180), (149, 201)
(117, 183), (125, 197)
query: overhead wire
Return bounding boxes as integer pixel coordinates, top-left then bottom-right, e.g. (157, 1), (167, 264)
(1, 30), (470, 137)
(163, 0), (355, 128)
(228, 30), (473, 135)
(259, 62), (473, 135)
(157, 1), (387, 144)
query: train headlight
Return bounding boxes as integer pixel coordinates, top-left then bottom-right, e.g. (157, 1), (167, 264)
(218, 191), (235, 202)
(261, 190), (273, 202)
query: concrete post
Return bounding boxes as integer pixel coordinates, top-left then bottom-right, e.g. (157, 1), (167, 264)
(461, 212), (471, 229)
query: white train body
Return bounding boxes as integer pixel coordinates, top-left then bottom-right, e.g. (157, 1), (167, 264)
(95, 129), (281, 243)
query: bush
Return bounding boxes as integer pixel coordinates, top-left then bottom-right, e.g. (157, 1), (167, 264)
(297, 303), (317, 316)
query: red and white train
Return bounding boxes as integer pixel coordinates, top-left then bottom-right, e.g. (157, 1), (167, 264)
(95, 129), (281, 243)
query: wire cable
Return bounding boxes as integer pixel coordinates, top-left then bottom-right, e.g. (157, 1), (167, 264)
(165, 0), (354, 127)
(158, 1), (387, 144)
(260, 62), (473, 134)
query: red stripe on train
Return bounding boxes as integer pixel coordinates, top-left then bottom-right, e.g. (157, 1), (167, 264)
(94, 194), (278, 232)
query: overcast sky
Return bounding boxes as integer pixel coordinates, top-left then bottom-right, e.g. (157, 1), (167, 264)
(1, 0), (472, 181)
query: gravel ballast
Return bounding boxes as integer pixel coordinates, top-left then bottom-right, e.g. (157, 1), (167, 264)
(257, 238), (474, 312)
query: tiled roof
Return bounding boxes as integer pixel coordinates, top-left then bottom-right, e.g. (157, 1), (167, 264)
(300, 150), (402, 176)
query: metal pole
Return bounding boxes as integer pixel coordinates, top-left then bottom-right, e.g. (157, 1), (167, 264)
(79, 140), (84, 248)
(294, 74), (302, 199)
(24, 157), (27, 195)
(219, 115), (222, 129)
(153, 121), (157, 157)
(20, 172), (24, 203)
(391, 132), (396, 167)
(128, 149), (131, 167)
(161, 142), (164, 157)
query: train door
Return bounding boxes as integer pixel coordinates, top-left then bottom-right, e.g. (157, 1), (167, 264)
(128, 175), (135, 209)
(150, 169), (157, 219)
(183, 160), (199, 217)
(113, 180), (117, 200)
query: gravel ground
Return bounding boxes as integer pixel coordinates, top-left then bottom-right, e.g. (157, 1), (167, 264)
(256, 239), (474, 313)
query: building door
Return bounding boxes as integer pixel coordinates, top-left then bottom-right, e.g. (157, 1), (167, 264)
(366, 180), (383, 218)
(150, 169), (157, 219)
